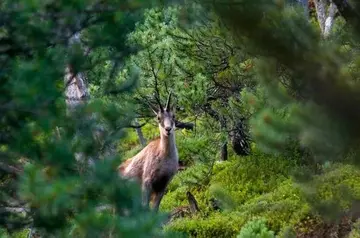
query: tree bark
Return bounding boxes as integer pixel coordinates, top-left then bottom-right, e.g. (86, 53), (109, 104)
(314, 0), (327, 33)
(220, 142), (228, 161)
(230, 120), (251, 156)
(324, 2), (338, 37)
(134, 118), (147, 147)
(220, 118), (228, 161)
(64, 33), (90, 114)
(64, 33), (97, 166)
(313, 0), (338, 37)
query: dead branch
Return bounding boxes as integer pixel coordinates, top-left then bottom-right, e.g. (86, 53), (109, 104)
(186, 191), (200, 214)
(147, 48), (164, 111)
(175, 120), (194, 130)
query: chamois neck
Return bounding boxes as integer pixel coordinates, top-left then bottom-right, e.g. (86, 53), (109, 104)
(159, 131), (176, 154)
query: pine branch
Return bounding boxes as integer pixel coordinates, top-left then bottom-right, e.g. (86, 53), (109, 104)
(333, 0), (360, 30)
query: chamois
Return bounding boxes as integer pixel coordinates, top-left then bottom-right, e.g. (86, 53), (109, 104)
(118, 92), (178, 212)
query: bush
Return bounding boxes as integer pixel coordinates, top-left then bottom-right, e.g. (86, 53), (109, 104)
(348, 219), (360, 238)
(297, 163), (360, 221)
(163, 153), (302, 237)
(313, 164), (360, 207)
(237, 218), (275, 238)
(237, 179), (309, 232)
(163, 147), (360, 237)
(160, 162), (213, 212)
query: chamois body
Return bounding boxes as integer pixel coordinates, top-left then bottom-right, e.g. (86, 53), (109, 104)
(118, 93), (178, 211)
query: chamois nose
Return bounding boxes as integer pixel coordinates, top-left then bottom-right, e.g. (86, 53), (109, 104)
(165, 127), (171, 132)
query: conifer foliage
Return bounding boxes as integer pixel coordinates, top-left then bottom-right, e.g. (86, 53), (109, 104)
(0, 0), (172, 237)
(198, 0), (360, 218)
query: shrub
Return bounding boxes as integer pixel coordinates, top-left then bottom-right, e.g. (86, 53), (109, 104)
(313, 164), (360, 207)
(237, 179), (310, 232)
(163, 150), (360, 237)
(160, 163), (213, 212)
(163, 153), (302, 236)
(297, 163), (360, 221)
(348, 219), (360, 238)
(237, 218), (275, 238)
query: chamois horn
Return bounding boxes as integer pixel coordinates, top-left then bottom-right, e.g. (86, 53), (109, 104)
(165, 91), (172, 111)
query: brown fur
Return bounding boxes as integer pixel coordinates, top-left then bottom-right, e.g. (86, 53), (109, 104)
(118, 96), (178, 212)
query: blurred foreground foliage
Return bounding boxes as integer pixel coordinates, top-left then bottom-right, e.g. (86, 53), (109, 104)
(4, 0), (360, 237)
(0, 0), (183, 237)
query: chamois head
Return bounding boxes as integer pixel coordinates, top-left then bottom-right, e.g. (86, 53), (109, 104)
(153, 92), (175, 137)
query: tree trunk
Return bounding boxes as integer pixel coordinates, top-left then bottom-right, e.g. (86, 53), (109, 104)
(134, 118), (146, 147)
(64, 33), (89, 113)
(220, 118), (228, 161)
(314, 0), (327, 33)
(324, 2), (338, 37)
(64, 33), (96, 167)
(220, 142), (228, 161)
(230, 120), (251, 156)
(313, 0), (338, 37)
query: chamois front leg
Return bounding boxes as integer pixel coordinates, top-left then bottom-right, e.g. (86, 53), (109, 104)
(153, 191), (165, 212)
(142, 179), (152, 209)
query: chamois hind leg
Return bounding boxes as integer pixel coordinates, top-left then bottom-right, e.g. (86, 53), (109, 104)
(152, 190), (165, 212)
(141, 179), (152, 209)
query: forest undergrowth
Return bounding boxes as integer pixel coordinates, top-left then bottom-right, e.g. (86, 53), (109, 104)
(3, 1), (360, 238)
(118, 124), (360, 238)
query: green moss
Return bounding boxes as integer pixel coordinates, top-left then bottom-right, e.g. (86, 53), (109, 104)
(0, 229), (30, 238)
(11, 229), (30, 238)
(134, 137), (360, 238)
(163, 153), (304, 237)
(210, 153), (296, 206)
(164, 212), (246, 238)
(162, 152), (360, 237)
(237, 179), (310, 232)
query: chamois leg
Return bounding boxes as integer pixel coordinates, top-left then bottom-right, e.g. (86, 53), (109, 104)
(142, 180), (152, 209)
(153, 190), (165, 212)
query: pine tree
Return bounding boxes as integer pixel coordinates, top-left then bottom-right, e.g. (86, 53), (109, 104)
(126, 4), (253, 160)
(196, 0), (360, 219)
(0, 0), (178, 236)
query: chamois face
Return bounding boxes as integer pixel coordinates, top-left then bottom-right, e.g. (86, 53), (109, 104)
(157, 110), (175, 137)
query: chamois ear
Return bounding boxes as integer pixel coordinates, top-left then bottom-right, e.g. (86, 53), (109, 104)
(148, 103), (158, 116)
(152, 108), (158, 115)
(165, 91), (172, 112)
